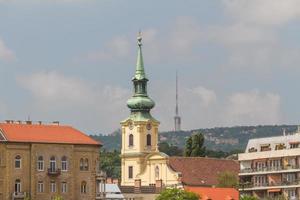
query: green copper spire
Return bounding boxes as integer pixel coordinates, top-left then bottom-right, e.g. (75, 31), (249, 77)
(127, 32), (155, 116)
(134, 32), (147, 80)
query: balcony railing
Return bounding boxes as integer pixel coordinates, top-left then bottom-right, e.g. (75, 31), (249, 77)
(12, 192), (26, 199)
(240, 180), (300, 189)
(240, 165), (300, 173)
(47, 168), (61, 176)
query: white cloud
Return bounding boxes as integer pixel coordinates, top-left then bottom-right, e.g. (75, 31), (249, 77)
(0, 38), (15, 62)
(190, 86), (217, 106)
(223, 90), (281, 125)
(17, 71), (130, 133)
(223, 0), (300, 26)
(84, 36), (131, 62)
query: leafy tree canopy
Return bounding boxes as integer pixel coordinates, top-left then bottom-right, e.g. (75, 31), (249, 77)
(156, 188), (199, 200)
(217, 171), (238, 188)
(185, 132), (206, 157)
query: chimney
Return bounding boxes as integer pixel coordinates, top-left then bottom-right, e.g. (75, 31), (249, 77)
(17, 120), (22, 124)
(52, 121), (60, 126)
(38, 121), (42, 125)
(26, 121), (32, 125)
(106, 178), (112, 184)
(5, 120), (11, 124)
(112, 178), (119, 185)
(134, 179), (141, 193)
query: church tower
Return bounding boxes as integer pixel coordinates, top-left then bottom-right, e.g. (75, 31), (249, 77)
(120, 33), (161, 186)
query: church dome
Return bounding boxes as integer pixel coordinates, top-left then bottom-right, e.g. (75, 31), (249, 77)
(127, 95), (155, 111)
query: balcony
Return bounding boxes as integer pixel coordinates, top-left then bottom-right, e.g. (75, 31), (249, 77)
(12, 192), (26, 199)
(47, 168), (61, 176)
(239, 180), (300, 191)
(240, 165), (300, 175)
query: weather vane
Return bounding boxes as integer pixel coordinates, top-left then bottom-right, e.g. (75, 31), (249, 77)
(137, 30), (142, 46)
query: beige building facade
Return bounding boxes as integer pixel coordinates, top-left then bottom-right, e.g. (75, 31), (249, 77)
(0, 122), (101, 200)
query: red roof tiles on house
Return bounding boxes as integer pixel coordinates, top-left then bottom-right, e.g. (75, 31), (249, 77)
(169, 157), (239, 186)
(185, 186), (239, 200)
(0, 123), (101, 145)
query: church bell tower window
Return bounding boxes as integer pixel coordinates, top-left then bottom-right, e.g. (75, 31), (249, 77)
(129, 134), (134, 147)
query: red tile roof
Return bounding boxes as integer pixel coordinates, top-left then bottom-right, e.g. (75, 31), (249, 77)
(185, 186), (239, 200)
(0, 123), (101, 145)
(169, 157), (239, 186)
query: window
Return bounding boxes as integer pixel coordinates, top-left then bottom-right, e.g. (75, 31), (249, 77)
(61, 156), (68, 171)
(84, 158), (89, 171)
(37, 181), (44, 193)
(14, 179), (21, 194)
(81, 181), (87, 194)
(50, 181), (56, 193)
(37, 156), (44, 171)
(287, 189), (296, 199)
(49, 156), (56, 172)
(256, 161), (266, 171)
(80, 158), (84, 171)
(275, 143), (285, 150)
(290, 143), (299, 149)
(129, 134), (134, 147)
(254, 176), (267, 186)
(155, 166), (159, 179)
(269, 159), (281, 170)
(15, 155), (21, 169)
(61, 182), (67, 193)
(146, 134), (151, 146)
(128, 166), (133, 179)
(285, 173), (296, 183)
(260, 144), (271, 151)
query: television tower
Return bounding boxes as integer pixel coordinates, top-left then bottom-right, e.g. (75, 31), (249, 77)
(174, 71), (181, 132)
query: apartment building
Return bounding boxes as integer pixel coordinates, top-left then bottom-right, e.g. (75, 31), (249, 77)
(239, 129), (300, 199)
(0, 121), (102, 200)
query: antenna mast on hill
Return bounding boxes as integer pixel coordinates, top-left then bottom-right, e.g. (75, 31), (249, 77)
(174, 71), (181, 132)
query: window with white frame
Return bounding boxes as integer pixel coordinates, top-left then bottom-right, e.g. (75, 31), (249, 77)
(61, 182), (67, 193)
(254, 175), (267, 186)
(50, 181), (56, 193)
(61, 156), (68, 171)
(81, 181), (87, 194)
(14, 179), (21, 194)
(15, 155), (21, 169)
(37, 181), (44, 193)
(84, 158), (89, 171)
(286, 189), (296, 199)
(49, 156), (56, 172)
(37, 156), (44, 171)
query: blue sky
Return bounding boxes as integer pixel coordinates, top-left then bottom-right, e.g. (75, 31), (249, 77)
(0, 0), (300, 134)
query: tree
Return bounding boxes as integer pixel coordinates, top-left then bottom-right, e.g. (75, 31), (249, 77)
(100, 149), (121, 178)
(52, 195), (63, 200)
(156, 188), (199, 200)
(240, 195), (258, 200)
(184, 136), (193, 156)
(185, 132), (206, 157)
(159, 142), (183, 156)
(217, 171), (238, 188)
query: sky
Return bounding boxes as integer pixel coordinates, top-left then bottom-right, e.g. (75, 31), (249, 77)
(0, 0), (300, 134)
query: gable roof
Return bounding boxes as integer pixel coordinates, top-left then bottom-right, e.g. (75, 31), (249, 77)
(185, 186), (239, 200)
(169, 157), (239, 186)
(0, 123), (101, 146)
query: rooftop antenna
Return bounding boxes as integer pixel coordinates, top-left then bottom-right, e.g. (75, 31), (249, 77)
(174, 71), (181, 132)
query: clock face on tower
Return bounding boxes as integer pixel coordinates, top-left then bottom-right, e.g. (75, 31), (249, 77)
(146, 123), (152, 130)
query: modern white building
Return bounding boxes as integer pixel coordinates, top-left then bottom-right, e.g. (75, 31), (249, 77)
(239, 128), (300, 199)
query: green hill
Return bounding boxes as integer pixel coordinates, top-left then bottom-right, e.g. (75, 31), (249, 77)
(91, 125), (298, 152)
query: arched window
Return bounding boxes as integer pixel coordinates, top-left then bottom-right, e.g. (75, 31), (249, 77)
(84, 158), (89, 171)
(80, 181), (87, 194)
(129, 134), (134, 147)
(15, 155), (21, 169)
(80, 158), (84, 171)
(49, 156), (56, 172)
(61, 156), (68, 171)
(146, 134), (151, 146)
(15, 179), (21, 194)
(37, 156), (44, 171)
(155, 166), (159, 179)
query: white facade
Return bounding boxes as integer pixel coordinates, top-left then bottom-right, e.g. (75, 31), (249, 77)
(239, 130), (300, 199)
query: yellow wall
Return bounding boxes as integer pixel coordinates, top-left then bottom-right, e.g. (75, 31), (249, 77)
(121, 119), (180, 187)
